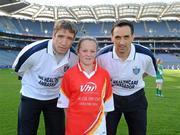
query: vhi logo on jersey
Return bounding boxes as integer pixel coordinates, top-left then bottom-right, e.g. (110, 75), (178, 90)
(80, 82), (97, 92)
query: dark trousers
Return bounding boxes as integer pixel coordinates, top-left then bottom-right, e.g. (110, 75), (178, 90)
(18, 95), (65, 135)
(106, 89), (148, 135)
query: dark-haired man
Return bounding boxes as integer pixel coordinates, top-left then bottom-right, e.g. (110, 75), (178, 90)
(97, 20), (157, 135)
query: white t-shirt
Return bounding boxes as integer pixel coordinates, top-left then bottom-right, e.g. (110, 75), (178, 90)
(97, 43), (157, 96)
(12, 39), (78, 100)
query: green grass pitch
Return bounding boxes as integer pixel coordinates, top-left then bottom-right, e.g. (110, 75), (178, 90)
(0, 69), (180, 135)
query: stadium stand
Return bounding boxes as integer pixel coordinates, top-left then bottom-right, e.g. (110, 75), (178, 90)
(0, 50), (19, 68)
(155, 53), (180, 69)
(1, 16), (180, 37)
(0, 1), (180, 69)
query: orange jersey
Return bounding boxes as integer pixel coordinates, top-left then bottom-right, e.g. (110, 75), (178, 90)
(57, 62), (114, 135)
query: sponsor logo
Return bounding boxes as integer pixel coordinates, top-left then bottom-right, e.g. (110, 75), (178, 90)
(80, 82), (97, 92)
(38, 75), (59, 87)
(111, 79), (138, 89)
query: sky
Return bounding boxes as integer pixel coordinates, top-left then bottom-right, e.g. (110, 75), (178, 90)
(25, 0), (179, 6)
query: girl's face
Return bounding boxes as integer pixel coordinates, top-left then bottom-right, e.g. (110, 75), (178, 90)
(78, 40), (97, 67)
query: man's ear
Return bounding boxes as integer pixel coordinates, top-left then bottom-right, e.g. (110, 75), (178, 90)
(111, 35), (113, 42)
(131, 34), (135, 41)
(52, 32), (55, 38)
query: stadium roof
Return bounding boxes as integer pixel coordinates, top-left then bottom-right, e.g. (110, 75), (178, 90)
(0, 0), (180, 22)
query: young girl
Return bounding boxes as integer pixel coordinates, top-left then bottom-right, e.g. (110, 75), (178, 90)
(57, 36), (114, 135)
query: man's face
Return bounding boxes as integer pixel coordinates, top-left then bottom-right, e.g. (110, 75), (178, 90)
(111, 26), (134, 57)
(52, 28), (75, 54)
